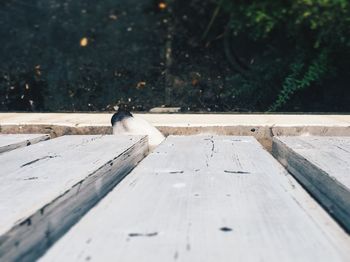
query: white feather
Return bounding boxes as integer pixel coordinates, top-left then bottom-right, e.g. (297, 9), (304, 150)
(112, 115), (165, 149)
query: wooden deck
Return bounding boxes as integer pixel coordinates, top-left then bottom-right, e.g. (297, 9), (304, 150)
(0, 135), (147, 261)
(0, 134), (349, 261)
(273, 136), (350, 232)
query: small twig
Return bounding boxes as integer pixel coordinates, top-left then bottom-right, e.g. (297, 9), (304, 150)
(201, 0), (225, 41)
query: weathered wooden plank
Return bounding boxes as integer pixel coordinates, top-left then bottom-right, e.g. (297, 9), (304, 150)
(272, 136), (350, 232)
(39, 136), (350, 262)
(0, 134), (50, 153)
(0, 135), (148, 262)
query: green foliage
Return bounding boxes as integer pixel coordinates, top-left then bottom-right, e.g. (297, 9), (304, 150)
(215, 0), (350, 111)
(269, 51), (328, 111)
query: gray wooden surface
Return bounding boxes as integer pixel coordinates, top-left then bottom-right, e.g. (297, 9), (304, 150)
(0, 134), (50, 153)
(273, 136), (350, 232)
(0, 135), (148, 262)
(39, 136), (350, 262)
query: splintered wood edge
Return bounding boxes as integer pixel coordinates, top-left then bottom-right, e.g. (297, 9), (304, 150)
(0, 136), (148, 262)
(0, 134), (50, 153)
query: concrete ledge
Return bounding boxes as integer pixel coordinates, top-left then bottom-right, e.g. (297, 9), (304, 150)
(1, 113), (350, 151)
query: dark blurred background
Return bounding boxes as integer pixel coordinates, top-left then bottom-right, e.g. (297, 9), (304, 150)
(0, 0), (349, 112)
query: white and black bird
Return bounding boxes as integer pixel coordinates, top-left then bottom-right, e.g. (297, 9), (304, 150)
(111, 109), (165, 149)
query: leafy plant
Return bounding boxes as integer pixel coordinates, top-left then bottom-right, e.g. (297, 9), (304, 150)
(206, 0), (350, 111)
(269, 51), (328, 111)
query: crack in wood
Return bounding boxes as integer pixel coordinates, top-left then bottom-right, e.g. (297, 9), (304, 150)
(128, 232), (158, 237)
(19, 218), (31, 227)
(169, 171), (184, 174)
(335, 145), (350, 154)
(204, 137), (215, 167)
(21, 155), (60, 168)
(224, 170), (250, 174)
(23, 177), (38, 180)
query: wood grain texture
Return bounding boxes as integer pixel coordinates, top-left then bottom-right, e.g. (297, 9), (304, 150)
(273, 136), (350, 232)
(0, 135), (148, 262)
(0, 134), (50, 153)
(40, 136), (350, 262)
